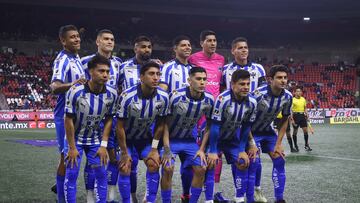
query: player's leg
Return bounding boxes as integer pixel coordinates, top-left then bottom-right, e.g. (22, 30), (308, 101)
(189, 165), (206, 203)
(141, 143), (160, 203)
(254, 147), (267, 203)
(87, 146), (108, 203)
(213, 153), (229, 202)
(246, 136), (263, 203)
(106, 119), (120, 203)
(54, 117), (66, 203)
(292, 123), (299, 152)
(64, 145), (84, 203)
(118, 144), (133, 203)
(300, 115), (312, 151)
(160, 142), (177, 203)
(84, 159), (96, 203)
(267, 136), (286, 203)
(130, 152), (139, 203)
(180, 158), (193, 202)
(284, 121), (295, 152)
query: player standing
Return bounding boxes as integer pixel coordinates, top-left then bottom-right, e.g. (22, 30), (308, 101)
(116, 62), (169, 203)
(247, 65), (293, 203)
(63, 54), (118, 203)
(50, 25), (86, 203)
(81, 29), (123, 203)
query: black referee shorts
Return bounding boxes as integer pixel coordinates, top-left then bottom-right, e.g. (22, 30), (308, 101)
(293, 113), (308, 128)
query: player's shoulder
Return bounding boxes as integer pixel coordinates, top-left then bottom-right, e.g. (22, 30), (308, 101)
(69, 83), (85, 94)
(284, 89), (293, 98)
(204, 91), (215, 103)
(217, 90), (232, 102)
(120, 58), (135, 67)
(223, 62), (234, 70)
(163, 59), (177, 68)
(80, 54), (95, 64)
(252, 85), (268, 98)
(121, 85), (137, 97)
(248, 94), (258, 105)
(169, 87), (186, 99)
(156, 87), (169, 97)
(214, 53), (225, 60)
(105, 84), (118, 95)
(111, 56), (123, 63)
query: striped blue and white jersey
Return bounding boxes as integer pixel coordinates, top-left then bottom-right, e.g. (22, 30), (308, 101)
(65, 83), (117, 145)
(221, 62), (266, 92)
(160, 59), (192, 92)
(167, 87), (214, 139)
(51, 50), (85, 118)
(211, 90), (257, 140)
(81, 54), (123, 88)
(251, 85), (293, 134)
(116, 84), (169, 140)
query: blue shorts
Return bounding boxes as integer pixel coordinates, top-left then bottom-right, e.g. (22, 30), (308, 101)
(64, 144), (103, 168)
(125, 139), (156, 160)
(218, 141), (243, 164)
(54, 116), (65, 153)
(166, 139), (202, 168)
(253, 133), (277, 153)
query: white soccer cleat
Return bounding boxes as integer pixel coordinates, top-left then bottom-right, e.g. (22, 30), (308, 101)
(254, 188), (267, 203)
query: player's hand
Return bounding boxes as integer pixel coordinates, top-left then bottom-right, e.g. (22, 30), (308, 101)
(274, 144), (285, 159)
(194, 150), (207, 167)
(151, 59), (163, 66)
(161, 146), (173, 168)
(247, 145), (258, 161)
(118, 152), (132, 174)
(72, 78), (87, 86)
(207, 153), (218, 168)
(65, 148), (80, 168)
(237, 152), (249, 170)
(95, 146), (109, 166)
(147, 149), (160, 167)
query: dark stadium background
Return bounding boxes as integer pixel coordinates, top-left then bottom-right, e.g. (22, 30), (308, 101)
(0, 0), (360, 202)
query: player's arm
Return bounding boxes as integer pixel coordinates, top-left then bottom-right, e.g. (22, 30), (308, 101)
(207, 120), (220, 168)
(96, 116), (112, 166)
(64, 114), (79, 168)
(148, 116), (166, 167)
(51, 79), (86, 94)
(247, 131), (258, 160)
(274, 115), (289, 159)
(161, 118), (172, 167)
(116, 118), (132, 174)
(194, 120), (211, 166)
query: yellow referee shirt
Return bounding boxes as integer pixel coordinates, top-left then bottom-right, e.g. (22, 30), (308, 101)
(292, 96), (306, 113)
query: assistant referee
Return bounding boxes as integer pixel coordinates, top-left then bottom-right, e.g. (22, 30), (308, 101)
(291, 86), (312, 151)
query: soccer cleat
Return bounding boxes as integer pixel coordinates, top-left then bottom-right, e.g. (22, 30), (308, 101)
(213, 192), (231, 203)
(290, 148), (297, 153)
(50, 184), (57, 194)
(274, 200), (286, 203)
(181, 194), (190, 203)
(305, 145), (312, 151)
(294, 146), (299, 152)
(254, 188), (267, 203)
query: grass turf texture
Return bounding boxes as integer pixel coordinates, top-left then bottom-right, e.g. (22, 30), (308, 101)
(0, 124), (360, 202)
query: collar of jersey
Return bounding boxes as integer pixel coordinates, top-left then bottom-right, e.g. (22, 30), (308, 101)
(175, 58), (191, 67)
(62, 49), (78, 58)
(232, 61), (252, 68)
(84, 82), (107, 95)
(95, 52), (113, 60)
(266, 85), (285, 97)
(137, 83), (157, 99)
(185, 87), (204, 101)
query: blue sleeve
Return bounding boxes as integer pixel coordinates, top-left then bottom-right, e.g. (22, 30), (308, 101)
(209, 121), (221, 153)
(239, 122), (251, 152)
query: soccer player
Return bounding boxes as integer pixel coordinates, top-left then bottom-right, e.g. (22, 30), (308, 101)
(160, 67), (214, 203)
(159, 35), (192, 92)
(81, 29), (123, 203)
(50, 25), (86, 203)
(63, 54), (118, 203)
(118, 35), (161, 201)
(247, 65), (293, 203)
(221, 37), (267, 203)
(159, 35), (194, 202)
(207, 69), (258, 203)
(188, 30), (226, 202)
(291, 87), (312, 151)
(116, 62), (169, 203)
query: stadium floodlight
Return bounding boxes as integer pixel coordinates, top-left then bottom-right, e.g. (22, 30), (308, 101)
(303, 17), (311, 21)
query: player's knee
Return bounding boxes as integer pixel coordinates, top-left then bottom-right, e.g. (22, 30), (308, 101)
(193, 166), (206, 179)
(145, 159), (159, 172)
(235, 162), (248, 170)
(93, 165), (107, 178)
(66, 167), (79, 181)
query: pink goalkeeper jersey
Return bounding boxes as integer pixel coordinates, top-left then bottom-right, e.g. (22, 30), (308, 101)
(188, 51), (225, 98)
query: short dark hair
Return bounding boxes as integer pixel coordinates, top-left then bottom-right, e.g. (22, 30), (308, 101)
(140, 61), (160, 75)
(59, 25), (78, 39)
(200, 30), (216, 42)
(231, 69), (250, 83)
(134, 35), (152, 45)
(295, 86), (303, 91)
(88, 54), (111, 70)
(172, 35), (191, 47)
(189, 66), (206, 76)
(269, 65), (289, 78)
(231, 37), (248, 48)
(97, 29), (113, 37)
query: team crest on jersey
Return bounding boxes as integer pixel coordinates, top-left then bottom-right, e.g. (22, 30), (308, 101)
(218, 96), (223, 102)
(172, 89), (177, 95)
(253, 89), (261, 97)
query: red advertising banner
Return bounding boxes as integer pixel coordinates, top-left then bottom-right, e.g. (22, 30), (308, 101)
(0, 121), (56, 130)
(0, 111), (54, 121)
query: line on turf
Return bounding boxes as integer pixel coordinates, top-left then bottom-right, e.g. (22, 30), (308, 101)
(292, 154), (360, 162)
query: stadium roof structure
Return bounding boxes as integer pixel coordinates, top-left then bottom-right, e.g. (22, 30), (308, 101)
(1, 0), (360, 19)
